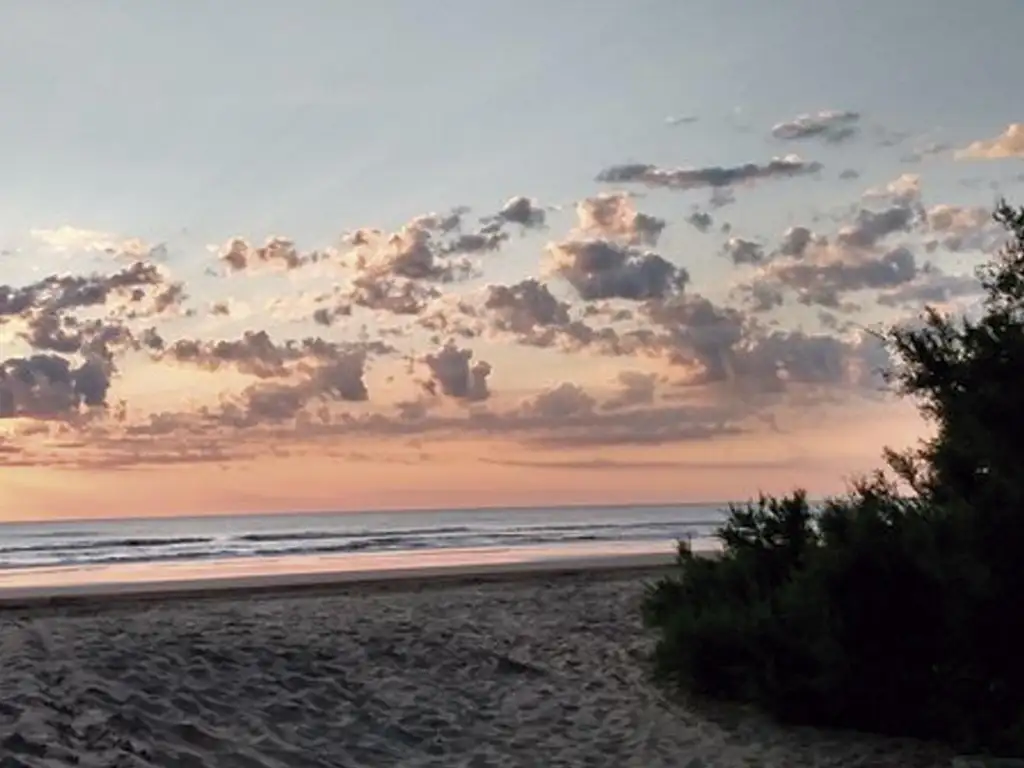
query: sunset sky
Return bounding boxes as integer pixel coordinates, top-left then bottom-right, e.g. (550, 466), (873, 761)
(1, 0), (1022, 520)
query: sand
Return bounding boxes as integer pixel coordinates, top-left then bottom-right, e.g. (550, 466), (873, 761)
(0, 566), (952, 768)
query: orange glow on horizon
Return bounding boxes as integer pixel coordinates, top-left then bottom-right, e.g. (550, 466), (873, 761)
(0, 400), (928, 522)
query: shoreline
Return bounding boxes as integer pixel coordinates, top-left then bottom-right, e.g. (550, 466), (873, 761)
(0, 550), (678, 613)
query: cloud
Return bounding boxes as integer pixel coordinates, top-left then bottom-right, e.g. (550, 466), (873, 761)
(722, 237), (766, 266)
(736, 208), (921, 309)
(219, 237), (322, 272)
(776, 226), (821, 259)
(30, 227), (153, 259)
(835, 205), (918, 250)
(923, 204), (1003, 253)
(631, 294), (889, 392)
(575, 193), (665, 245)
(326, 208), (546, 318)
(9, 156), (997, 473)
(876, 265), (981, 309)
(420, 341), (492, 402)
(901, 141), (950, 164)
(760, 246), (918, 308)
(346, 221), (474, 283)
(519, 382), (596, 420)
(19, 314), (142, 361)
(155, 330), (391, 379)
(0, 354), (111, 419)
(709, 188), (737, 209)
(862, 173), (922, 207)
(687, 210), (714, 233)
(485, 279), (570, 333)
(211, 342), (383, 427)
(473, 279), (618, 352)
(546, 239), (689, 301)
(956, 124), (1024, 160)
(771, 110), (860, 143)
(603, 370), (658, 410)
(595, 155), (822, 191)
(493, 196), (546, 229)
(0, 261), (181, 320)
(0, 260), (186, 421)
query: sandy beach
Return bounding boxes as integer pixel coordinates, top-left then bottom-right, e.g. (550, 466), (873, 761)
(0, 566), (952, 768)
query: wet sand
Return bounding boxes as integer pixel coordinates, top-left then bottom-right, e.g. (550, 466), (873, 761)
(0, 567), (951, 767)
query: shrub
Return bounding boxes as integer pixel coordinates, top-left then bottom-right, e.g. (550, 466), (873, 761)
(643, 201), (1024, 755)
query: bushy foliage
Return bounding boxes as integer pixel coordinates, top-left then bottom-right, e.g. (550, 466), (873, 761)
(643, 201), (1024, 754)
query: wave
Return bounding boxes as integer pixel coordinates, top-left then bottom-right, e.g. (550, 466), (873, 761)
(234, 526), (473, 543)
(0, 536), (213, 556)
(0, 515), (723, 571)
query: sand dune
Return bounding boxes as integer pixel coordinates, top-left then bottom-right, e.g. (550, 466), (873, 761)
(0, 569), (951, 767)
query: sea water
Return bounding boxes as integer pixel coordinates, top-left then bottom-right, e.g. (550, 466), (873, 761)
(0, 503), (726, 571)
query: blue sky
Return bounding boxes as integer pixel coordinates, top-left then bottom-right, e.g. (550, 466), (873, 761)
(1, 0), (1022, 518)
(2, 1), (1019, 251)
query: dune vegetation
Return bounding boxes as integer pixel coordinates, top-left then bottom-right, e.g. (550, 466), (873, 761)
(643, 201), (1024, 756)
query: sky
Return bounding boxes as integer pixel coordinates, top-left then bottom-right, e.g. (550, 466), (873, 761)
(0, 0), (1022, 520)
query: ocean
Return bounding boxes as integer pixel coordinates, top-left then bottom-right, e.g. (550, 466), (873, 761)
(0, 503), (726, 571)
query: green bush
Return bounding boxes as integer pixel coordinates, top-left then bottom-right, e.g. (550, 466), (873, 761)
(643, 202), (1024, 755)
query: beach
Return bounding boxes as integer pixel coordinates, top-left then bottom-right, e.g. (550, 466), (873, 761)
(0, 564), (951, 768)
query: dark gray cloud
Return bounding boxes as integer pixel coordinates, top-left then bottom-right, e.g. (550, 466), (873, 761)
(739, 282), (785, 313)
(19, 314), (140, 362)
(494, 196), (546, 229)
(722, 237), (766, 266)
(441, 231), (508, 255)
(312, 303), (353, 327)
(876, 266), (982, 308)
(0, 354), (111, 419)
(0, 261), (180, 320)
(420, 341), (492, 402)
(547, 239), (689, 301)
(721, 184), (1003, 313)
(475, 279), (626, 353)
(836, 205), (918, 250)
(771, 110), (860, 143)
(757, 246), (919, 309)
(336, 210), (526, 317)
(686, 210), (714, 233)
(346, 274), (441, 316)
(636, 294), (888, 391)
(0, 260), (185, 425)
(485, 279), (571, 333)
(596, 156), (822, 191)
(157, 331), (394, 381)
(194, 339), (395, 430)
(776, 226), (819, 258)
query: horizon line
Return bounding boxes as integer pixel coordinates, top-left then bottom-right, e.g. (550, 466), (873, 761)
(0, 498), (760, 527)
